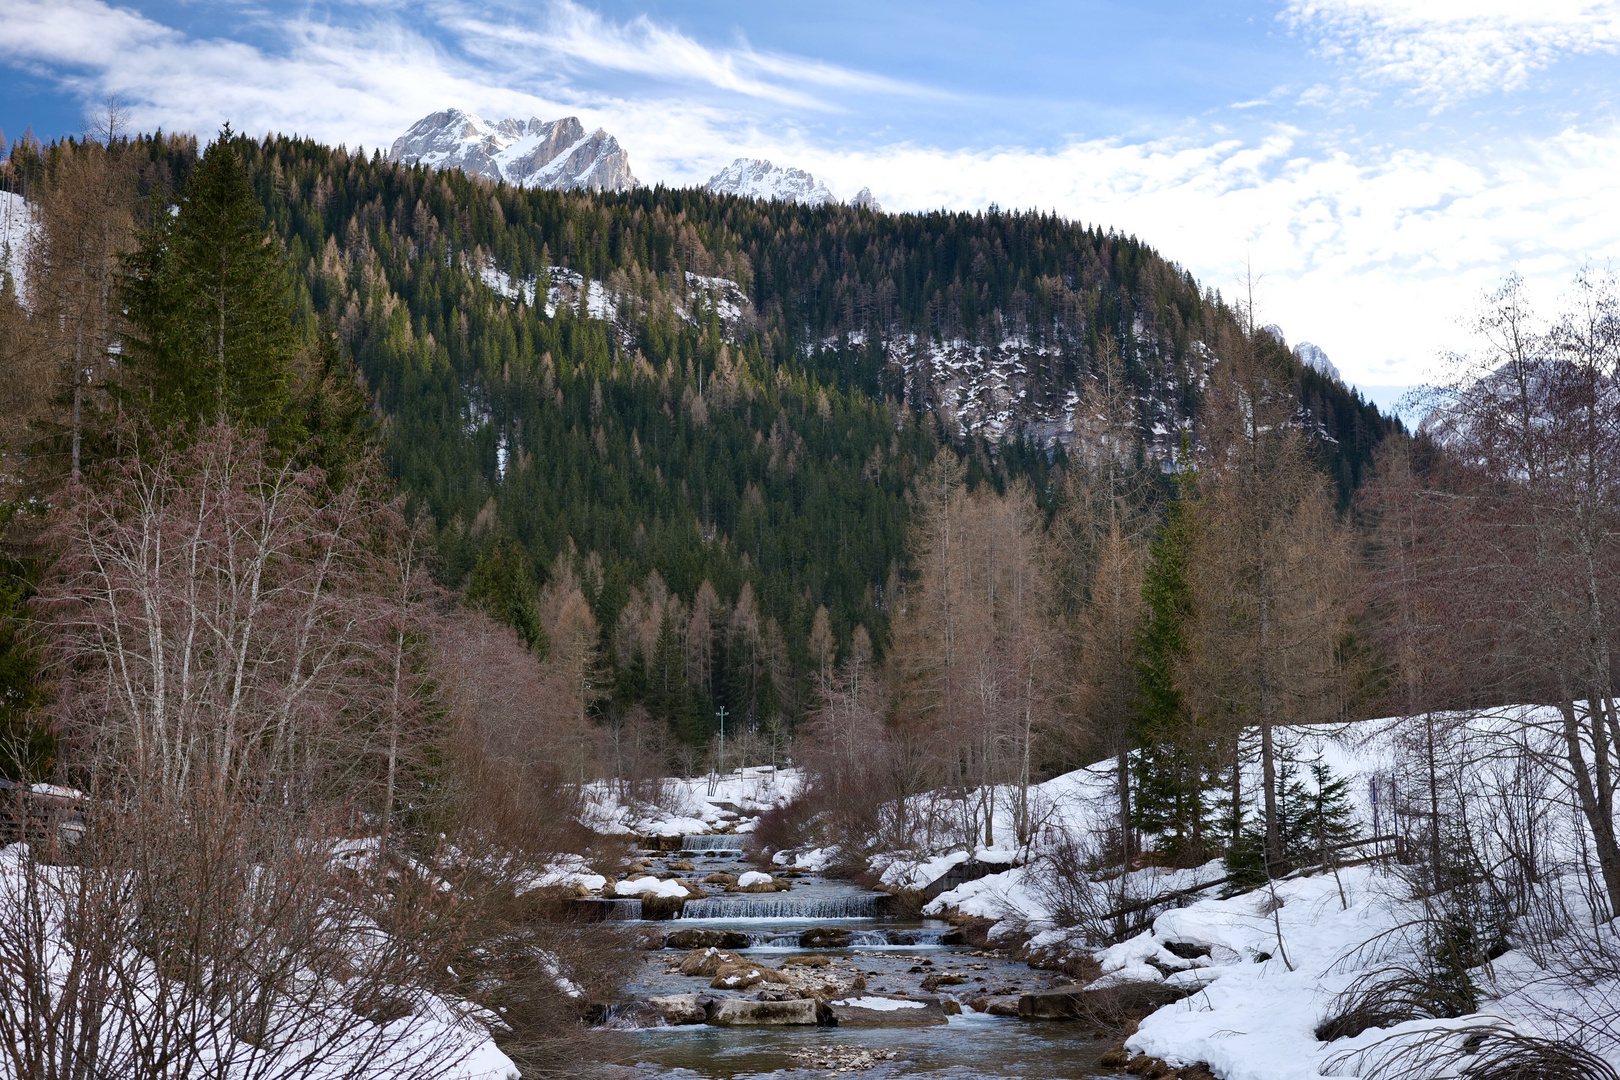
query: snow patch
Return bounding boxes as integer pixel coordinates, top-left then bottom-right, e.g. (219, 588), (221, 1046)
(833, 996), (926, 1011)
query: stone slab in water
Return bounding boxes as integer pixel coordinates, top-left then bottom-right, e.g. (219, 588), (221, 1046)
(705, 997), (819, 1026)
(646, 994), (709, 1025)
(829, 995), (949, 1027)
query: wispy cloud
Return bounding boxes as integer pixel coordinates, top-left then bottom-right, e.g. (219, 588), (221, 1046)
(1284, 0), (1620, 109)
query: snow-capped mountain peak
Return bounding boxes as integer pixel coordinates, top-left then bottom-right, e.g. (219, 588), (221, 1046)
(706, 159), (835, 206)
(1294, 341), (1340, 382)
(390, 110), (637, 192)
(851, 187), (883, 212)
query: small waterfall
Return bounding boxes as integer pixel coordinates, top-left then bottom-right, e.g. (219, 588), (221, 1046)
(680, 894), (887, 919)
(733, 927), (949, 947)
(880, 928), (948, 946)
(679, 834), (748, 852)
(601, 898), (643, 920)
(601, 1002), (667, 1029)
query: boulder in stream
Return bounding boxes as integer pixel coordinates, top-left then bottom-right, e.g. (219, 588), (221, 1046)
(677, 947), (739, 977)
(709, 960), (790, 990)
(639, 893), (686, 919)
(664, 928), (750, 950)
(828, 995), (949, 1027)
(799, 927), (852, 948)
(706, 997), (819, 1026)
(968, 995), (1022, 1017)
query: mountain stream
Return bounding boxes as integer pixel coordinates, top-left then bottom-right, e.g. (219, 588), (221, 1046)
(598, 837), (1125, 1079)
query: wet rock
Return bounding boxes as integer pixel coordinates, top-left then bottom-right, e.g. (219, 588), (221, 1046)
(1018, 980), (1189, 1021)
(920, 973), (965, 991)
(639, 894), (686, 920)
(646, 994), (709, 1025)
(709, 961), (790, 990)
(941, 998), (962, 1015)
(705, 997), (818, 1026)
(788, 1046), (897, 1071)
(677, 947), (741, 977)
(984, 996), (1022, 1017)
(781, 954), (832, 968)
(799, 927), (852, 948)
(828, 995), (949, 1027)
(664, 928), (751, 951)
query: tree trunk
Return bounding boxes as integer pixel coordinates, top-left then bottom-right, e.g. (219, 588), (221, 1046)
(1560, 699), (1620, 916)
(1118, 747), (1133, 864)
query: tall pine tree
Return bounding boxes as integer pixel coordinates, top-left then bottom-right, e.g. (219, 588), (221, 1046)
(120, 126), (299, 440)
(1131, 457), (1213, 859)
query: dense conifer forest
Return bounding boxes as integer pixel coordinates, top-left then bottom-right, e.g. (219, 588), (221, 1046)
(0, 130), (1396, 752)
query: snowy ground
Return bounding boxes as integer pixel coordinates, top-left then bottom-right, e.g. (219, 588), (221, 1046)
(0, 191), (35, 303)
(577, 765), (802, 837)
(755, 709), (1620, 1076)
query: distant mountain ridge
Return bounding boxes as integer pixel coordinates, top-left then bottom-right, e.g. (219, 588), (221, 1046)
(706, 158), (835, 206)
(389, 109), (636, 192)
(704, 158), (883, 212)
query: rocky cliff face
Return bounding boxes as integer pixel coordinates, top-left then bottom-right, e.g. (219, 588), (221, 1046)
(389, 110), (636, 192)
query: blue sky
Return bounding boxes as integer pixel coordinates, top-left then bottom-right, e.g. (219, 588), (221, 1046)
(6, 1), (1620, 409)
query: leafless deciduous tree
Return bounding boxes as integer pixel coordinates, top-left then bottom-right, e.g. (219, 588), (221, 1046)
(1408, 270), (1620, 915)
(889, 454), (1060, 849)
(1184, 326), (1353, 869)
(38, 422), (410, 807)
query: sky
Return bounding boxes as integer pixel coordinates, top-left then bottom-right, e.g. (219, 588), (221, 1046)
(5, 0), (1620, 412)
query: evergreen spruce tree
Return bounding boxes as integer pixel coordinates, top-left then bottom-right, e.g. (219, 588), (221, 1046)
(119, 126), (299, 440)
(646, 610), (696, 743)
(296, 323), (374, 490)
(0, 511), (46, 781)
(1131, 460), (1212, 858)
(1302, 756), (1357, 859)
(465, 542), (548, 656)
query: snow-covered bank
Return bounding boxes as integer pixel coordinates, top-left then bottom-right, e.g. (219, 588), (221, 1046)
(578, 766), (801, 837)
(750, 708), (1620, 1075)
(0, 842), (519, 1080)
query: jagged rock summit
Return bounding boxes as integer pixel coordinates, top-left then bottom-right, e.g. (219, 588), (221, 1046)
(851, 187), (883, 212)
(390, 109), (636, 192)
(1293, 341), (1340, 381)
(706, 159), (836, 206)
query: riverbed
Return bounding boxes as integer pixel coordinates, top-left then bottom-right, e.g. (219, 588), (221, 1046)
(597, 837), (1124, 1079)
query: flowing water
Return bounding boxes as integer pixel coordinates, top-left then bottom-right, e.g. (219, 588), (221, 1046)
(599, 840), (1124, 1079)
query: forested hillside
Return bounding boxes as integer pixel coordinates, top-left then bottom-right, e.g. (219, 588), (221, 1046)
(0, 130), (1397, 749)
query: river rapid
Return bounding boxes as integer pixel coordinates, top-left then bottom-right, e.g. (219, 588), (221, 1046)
(597, 837), (1125, 1079)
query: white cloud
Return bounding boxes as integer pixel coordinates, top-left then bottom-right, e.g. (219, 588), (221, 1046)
(1285, 0), (1620, 109)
